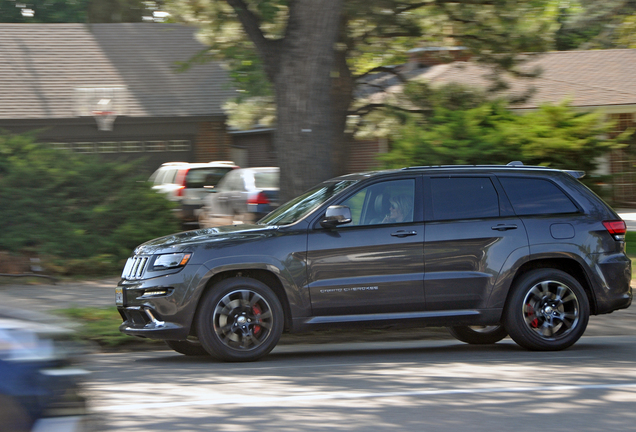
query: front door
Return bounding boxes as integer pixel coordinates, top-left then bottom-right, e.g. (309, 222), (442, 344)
(306, 178), (425, 316)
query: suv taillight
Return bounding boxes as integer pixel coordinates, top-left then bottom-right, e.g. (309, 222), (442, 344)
(175, 168), (189, 197)
(603, 220), (626, 241)
(248, 192), (270, 205)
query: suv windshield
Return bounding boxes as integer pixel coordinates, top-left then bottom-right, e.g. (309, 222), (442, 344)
(259, 180), (356, 226)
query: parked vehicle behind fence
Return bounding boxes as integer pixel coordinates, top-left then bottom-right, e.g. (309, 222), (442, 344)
(199, 167), (280, 228)
(149, 161), (238, 225)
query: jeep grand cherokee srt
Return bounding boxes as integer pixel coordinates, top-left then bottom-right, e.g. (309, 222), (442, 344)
(117, 164), (632, 361)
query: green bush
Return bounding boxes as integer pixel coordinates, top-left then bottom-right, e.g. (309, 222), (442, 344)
(0, 132), (181, 276)
(626, 231), (636, 257)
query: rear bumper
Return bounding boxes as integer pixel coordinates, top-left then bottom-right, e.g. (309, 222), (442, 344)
(178, 204), (203, 222)
(593, 252), (633, 314)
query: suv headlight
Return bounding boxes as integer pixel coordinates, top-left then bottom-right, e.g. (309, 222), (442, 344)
(150, 253), (192, 271)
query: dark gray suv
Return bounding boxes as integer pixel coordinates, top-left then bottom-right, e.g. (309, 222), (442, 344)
(117, 163), (632, 361)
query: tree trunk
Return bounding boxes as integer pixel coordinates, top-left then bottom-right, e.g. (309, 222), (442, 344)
(271, 0), (344, 202)
(331, 43), (355, 176)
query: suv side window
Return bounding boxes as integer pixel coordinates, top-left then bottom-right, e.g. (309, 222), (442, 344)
(340, 179), (415, 226)
(430, 177), (499, 221)
(498, 177), (578, 215)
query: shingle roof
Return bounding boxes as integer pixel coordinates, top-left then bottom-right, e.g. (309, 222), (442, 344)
(361, 49), (636, 110)
(0, 23), (236, 119)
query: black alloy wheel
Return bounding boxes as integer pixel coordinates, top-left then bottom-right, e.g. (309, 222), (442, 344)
(504, 269), (590, 351)
(196, 277), (284, 362)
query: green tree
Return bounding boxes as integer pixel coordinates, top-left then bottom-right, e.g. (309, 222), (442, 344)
(381, 85), (616, 182)
(167, 0), (557, 201)
(555, 0), (636, 50)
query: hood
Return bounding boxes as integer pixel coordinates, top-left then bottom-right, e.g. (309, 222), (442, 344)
(134, 224), (278, 255)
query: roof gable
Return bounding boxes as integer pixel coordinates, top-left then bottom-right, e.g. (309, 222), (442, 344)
(361, 48), (636, 110)
(0, 23), (235, 120)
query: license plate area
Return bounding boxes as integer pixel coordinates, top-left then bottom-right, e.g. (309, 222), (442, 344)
(115, 286), (124, 306)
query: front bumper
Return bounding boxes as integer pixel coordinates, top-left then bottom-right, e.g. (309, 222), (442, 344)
(118, 306), (189, 340)
(117, 268), (204, 341)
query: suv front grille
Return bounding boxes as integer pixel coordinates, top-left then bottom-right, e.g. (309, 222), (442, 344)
(122, 256), (149, 280)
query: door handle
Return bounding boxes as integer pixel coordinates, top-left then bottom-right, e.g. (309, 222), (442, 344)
(391, 230), (417, 238)
(491, 224), (518, 231)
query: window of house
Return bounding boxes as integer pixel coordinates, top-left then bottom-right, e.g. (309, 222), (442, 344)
(608, 113), (635, 138)
(430, 177), (499, 221)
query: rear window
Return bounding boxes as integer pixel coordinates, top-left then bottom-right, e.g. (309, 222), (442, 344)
(498, 177), (578, 215)
(186, 168), (233, 188)
(430, 177), (499, 221)
(254, 172), (279, 189)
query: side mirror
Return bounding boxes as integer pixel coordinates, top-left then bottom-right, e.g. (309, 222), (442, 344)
(320, 205), (352, 228)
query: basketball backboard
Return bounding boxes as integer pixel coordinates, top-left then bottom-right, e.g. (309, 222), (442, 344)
(74, 87), (127, 131)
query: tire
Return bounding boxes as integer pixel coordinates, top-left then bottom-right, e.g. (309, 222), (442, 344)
(448, 325), (508, 345)
(196, 277), (284, 362)
(504, 269), (590, 351)
(165, 339), (210, 356)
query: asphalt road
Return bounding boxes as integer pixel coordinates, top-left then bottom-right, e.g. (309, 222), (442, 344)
(85, 336), (636, 432)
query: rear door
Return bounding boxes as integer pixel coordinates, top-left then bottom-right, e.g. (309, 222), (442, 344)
(423, 175), (528, 310)
(306, 177), (425, 316)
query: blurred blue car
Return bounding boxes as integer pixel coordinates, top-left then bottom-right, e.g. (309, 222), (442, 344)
(0, 309), (89, 432)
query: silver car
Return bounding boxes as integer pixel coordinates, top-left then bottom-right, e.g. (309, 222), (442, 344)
(149, 161), (238, 223)
(199, 167), (279, 227)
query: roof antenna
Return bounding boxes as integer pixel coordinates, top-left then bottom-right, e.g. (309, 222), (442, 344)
(507, 161), (524, 166)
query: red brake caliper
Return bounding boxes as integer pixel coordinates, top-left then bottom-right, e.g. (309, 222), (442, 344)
(252, 304), (262, 335)
(526, 303), (539, 328)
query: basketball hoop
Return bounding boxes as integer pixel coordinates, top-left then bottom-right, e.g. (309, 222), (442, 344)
(92, 110), (117, 131)
(75, 87), (126, 132)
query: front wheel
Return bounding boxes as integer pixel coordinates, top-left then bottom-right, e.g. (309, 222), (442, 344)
(448, 325), (508, 345)
(504, 269), (590, 351)
(196, 277), (284, 362)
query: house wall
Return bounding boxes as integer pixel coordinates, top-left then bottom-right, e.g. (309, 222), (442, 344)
(195, 121), (234, 164)
(347, 138), (388, 173)
(606, 112), (636, 206)
(231, 130), (387, 173)
(231, 131), (277, 167)
(0, 116), (231, 174)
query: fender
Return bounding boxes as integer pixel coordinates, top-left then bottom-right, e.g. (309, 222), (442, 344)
(487, 245), (530, 310)
(196, 253), (311, 318)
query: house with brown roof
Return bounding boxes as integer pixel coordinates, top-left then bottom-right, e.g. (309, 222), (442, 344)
(0, 23), (241, 171)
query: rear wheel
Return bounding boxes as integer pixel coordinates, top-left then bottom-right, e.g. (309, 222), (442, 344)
(165, 338), (209, 356)
(504, 269), (589, 351)
(196, 277), (284, 362)
(448, 325), (508, 345)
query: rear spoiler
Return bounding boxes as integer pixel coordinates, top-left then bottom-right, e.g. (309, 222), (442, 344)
(565, 170), (585, 179)
(507, 162), (585, 179)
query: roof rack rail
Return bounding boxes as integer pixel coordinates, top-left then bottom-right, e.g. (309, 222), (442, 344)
(403, 163), (532, 170)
